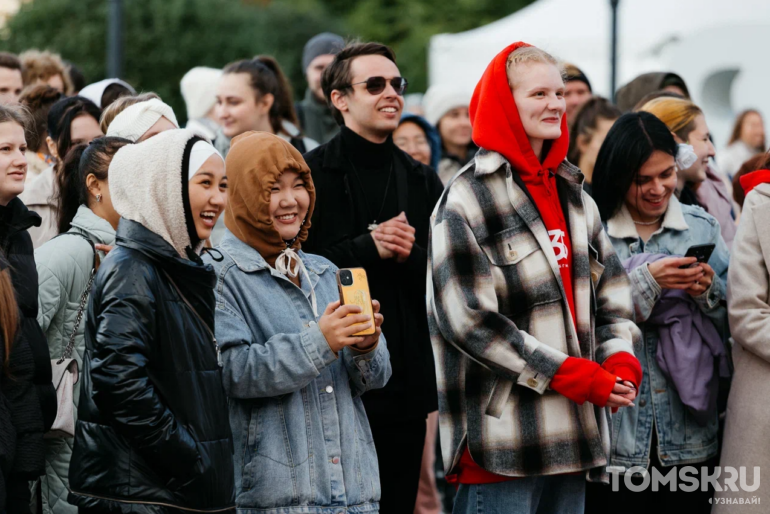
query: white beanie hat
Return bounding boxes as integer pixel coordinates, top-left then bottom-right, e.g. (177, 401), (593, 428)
(106, 98), (179, 142)
(79, 78), (136, 107)
(423, 85), (472, 127)
(180, 67), (222, 121)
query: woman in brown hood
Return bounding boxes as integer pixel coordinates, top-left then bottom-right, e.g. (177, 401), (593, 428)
(205, 131), (392, 513)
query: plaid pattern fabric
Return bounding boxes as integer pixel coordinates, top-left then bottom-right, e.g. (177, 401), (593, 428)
(427, 149), (640, 478)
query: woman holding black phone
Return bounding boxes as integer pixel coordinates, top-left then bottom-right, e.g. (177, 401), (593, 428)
(587, 111), (730, 513)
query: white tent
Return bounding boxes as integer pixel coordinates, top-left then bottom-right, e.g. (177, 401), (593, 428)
(429, 0), (770, 149)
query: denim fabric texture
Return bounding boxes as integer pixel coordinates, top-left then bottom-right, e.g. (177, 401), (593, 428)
(205, 231), (392, 513)
(452, 475), (586, 514)
(605, 197), (729, 469)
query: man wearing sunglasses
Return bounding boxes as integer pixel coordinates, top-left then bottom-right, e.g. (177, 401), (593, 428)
(303, 42), (445, 514)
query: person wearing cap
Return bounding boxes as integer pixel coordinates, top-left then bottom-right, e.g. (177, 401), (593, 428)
(79, 78), (136, 109)
(206, 131), (390, 513)
(296, 32), (344, 144)
(564, 63), (592, 123)
(181, 66), (224, 143)
(423, 84), (475, 185)
(105, 96), (179, 143)
(68, 129), (235, 513)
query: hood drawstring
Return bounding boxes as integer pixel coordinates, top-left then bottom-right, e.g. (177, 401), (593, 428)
(201, 247), (224, 262)
(275, 247), (319, 319)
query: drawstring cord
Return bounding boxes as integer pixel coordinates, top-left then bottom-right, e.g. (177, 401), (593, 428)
(275, 248), (319, 319)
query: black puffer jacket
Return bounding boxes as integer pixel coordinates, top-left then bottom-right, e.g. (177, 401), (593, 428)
(68, 219), (235, 513)
(0, 198), (57, 514)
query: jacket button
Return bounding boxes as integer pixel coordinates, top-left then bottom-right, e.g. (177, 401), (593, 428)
(527, 378), (538, 388)
(507, 250), (518, 261)
(332, 457), (340, 464)
(591, 272), (599, 282)
(325, 385), (333, 393)
(639, 399), (647, 407)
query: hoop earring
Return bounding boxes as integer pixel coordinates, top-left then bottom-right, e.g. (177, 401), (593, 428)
(96, 194), (102, 203)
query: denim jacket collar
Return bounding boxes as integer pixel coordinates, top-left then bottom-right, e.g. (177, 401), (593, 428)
(606, 195), (689, 240)
(219, 230), (330, 287)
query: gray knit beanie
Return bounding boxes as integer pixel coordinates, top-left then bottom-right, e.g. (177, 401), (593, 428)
(302, 32), (344, 72)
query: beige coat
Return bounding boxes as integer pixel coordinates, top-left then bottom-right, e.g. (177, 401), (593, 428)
(18, 165), (58, 249)
(714, 182), (770, 511)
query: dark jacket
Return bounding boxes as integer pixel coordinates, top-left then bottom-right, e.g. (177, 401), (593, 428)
(68, 219), (235, 514)
(303, 130), (442, 423)
(0, 197), (56, 514)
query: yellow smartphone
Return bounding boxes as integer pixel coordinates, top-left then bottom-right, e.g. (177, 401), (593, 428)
(336, 268), (376, 336)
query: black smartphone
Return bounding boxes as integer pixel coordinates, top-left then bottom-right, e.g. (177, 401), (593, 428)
(679, 243), (716, 269)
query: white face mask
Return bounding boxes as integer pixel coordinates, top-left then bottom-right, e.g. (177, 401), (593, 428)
(675, 143), (698, 170)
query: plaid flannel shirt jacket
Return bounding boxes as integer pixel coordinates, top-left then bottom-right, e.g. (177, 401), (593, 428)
(427, 149), (641, 480)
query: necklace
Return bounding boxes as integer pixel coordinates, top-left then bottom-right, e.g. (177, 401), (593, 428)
(633, 216), (662, 226)
(346, 157), (394, 232)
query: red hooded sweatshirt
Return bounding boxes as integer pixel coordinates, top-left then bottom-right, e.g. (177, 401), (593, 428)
(450, 42), (641, 485)
(740, 169), (770, 196)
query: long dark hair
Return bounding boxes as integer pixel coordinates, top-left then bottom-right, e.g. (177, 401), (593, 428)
(567, 96), (621, 164)
(48, 96), (101, 233)
(222, 56), (299, 136)
(56, 137), (131, 234)
(592, 112), (678, 221)
(0, 259), (16, 370)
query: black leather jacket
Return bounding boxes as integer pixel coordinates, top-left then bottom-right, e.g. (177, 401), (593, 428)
(69, 219), (235, 513)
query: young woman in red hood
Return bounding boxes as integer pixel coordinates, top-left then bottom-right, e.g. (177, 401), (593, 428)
(427, 42), (642, 514)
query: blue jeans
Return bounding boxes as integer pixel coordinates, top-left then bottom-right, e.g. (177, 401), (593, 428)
(452, 475), (586, 514)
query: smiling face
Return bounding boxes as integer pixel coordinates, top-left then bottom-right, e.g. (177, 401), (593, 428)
(188, 154), (227, 241)
(678, 114), (714, 184)
(510, 62), (566, 157)
(624, 150), (677, 222)
(216, 72), (273, 139)
(331, 54), (403, 143)
(0, 121), (27, 205)
(393, 121), (431, 166)
(270, 170), (310, 242)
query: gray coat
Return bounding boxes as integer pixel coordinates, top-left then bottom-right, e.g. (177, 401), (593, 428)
(715, 183), (770, 510)
(34, 205), (114, 514)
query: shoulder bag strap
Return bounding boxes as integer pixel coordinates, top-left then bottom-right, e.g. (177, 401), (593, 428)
(55, 232), (99, 363)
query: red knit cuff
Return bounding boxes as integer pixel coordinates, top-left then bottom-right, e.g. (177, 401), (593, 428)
(587, 367), (617, 408)
(602, 352), (642, 390)
(550, 357), (600, 405)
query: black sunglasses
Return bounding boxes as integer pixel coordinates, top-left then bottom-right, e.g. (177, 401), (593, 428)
(344, 76), (408, 96)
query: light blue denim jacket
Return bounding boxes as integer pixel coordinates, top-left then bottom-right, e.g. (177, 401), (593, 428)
(604, 197), (729, 470)
(205, 231), (392, 514)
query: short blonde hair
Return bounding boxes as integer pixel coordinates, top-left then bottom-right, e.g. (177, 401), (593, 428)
(99, 92), (158, 133)
(506, 46), (565, 88)
(19, 50), (72, 95)
(640, 97), (702, 141)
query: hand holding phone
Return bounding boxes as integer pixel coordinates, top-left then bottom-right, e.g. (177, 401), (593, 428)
(336, 268), (376, 336)
(678, 244), (716, 269)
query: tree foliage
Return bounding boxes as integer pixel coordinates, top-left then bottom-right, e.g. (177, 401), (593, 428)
(0, 0), (343, 122)
(0, 0), (533, 120)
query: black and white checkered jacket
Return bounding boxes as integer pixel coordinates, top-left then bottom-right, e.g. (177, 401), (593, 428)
(427, 149), (641, 479)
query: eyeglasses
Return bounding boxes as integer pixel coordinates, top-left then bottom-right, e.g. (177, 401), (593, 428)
(344, 77), (408, 96)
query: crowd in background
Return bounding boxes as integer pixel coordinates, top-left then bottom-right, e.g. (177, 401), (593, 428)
(0, 30), (767, 514)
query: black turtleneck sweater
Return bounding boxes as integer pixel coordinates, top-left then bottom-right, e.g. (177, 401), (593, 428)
(303, 125), (445, 423)
(340, 126), (400, 229)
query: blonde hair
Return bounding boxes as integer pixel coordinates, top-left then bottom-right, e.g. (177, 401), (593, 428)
(506, 46), (565, 88)
(640, 97), (702, 141)
(19, 50), (72, 95)
(99, 92), (159, 133)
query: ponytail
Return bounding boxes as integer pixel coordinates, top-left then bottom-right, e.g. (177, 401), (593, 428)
(254, 55), (299, 132)
(56, 143), (88, 234)
(223, 56), (300, 136)
(56, 136), (132, 234)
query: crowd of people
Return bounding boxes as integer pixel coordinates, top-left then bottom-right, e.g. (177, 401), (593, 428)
(0, 31), (767, 514)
